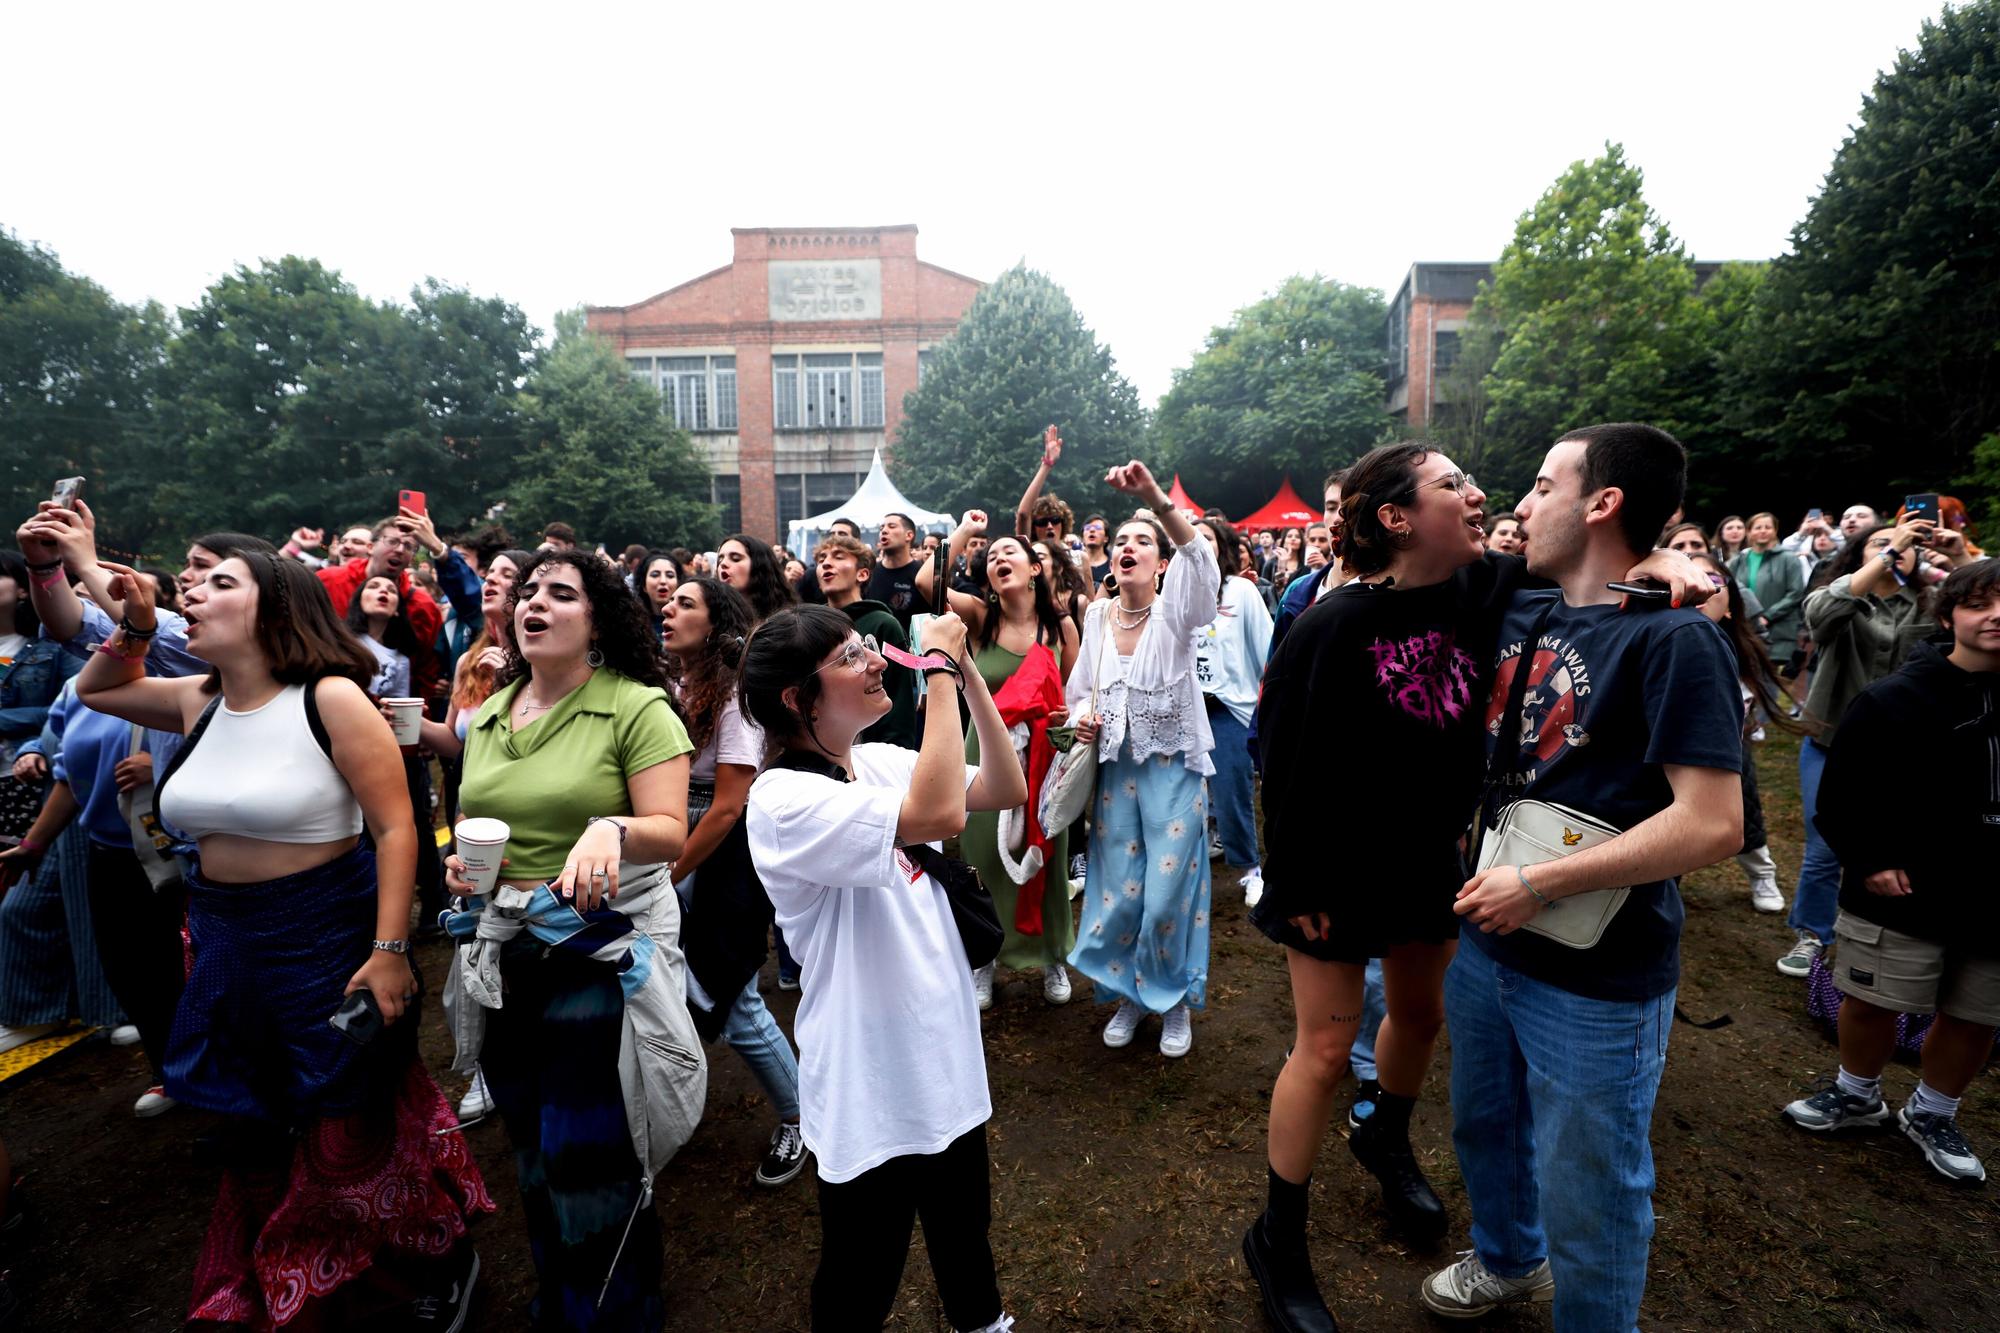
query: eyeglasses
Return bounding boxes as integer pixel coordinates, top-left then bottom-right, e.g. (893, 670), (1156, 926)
(1420, 471), (1478, 497)
(813, 635), (881, 677)
(378, 535), (419, 552)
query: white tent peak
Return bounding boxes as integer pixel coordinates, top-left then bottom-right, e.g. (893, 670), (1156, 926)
(785, 448), (956, 555)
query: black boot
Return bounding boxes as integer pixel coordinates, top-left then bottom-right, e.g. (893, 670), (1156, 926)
(1243, 1168), (1338, 1332)
(1348, 1092), (1448, 1246)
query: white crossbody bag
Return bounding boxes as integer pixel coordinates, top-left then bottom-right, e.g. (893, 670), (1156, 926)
(1477, 599), (1629, 949)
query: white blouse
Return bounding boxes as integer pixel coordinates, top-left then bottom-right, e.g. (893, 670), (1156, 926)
(1066, 533), (1221, 776)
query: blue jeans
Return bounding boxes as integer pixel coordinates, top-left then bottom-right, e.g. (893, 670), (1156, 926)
(1445, 940), (1674, 1333)
(1203, 698), (1260, 869)
(1348, 959), (1386, 1082)
(722, 974), (801, 1121)
(1788, 739), (1841, 943)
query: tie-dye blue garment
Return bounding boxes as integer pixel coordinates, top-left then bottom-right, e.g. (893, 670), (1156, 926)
(1067, 751), (1212, 1013)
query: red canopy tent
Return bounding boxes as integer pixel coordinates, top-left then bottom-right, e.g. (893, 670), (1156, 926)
(1232, 477), (1319, 533)
(1164, 473), (1202, 514)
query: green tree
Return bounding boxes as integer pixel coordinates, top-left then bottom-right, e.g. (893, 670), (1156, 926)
(891, 263), (1145, 522)
(1466, 144), (1709, 499)
(1152, 276), (1390, 519)
(1675, 261), (1767, 518)
(503, 310), (719, 551)
(0, 229), (168, 557)
(1726, 2), (2000, 514)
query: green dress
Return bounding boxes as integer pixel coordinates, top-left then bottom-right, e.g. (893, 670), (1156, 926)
(962, 640), (1073, 970)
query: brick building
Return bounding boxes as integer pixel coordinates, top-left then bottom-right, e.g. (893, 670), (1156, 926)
(586, 226), (983, 542)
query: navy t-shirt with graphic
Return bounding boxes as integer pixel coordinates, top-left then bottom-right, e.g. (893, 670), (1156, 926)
(1469, 591), (1742, 1002)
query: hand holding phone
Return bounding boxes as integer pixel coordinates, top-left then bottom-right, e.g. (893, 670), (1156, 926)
(51, 476), (85, 508)
(398, 489), (427, 519)
(1902, 493), (1941, 526)
(329, 988), (383, 1046)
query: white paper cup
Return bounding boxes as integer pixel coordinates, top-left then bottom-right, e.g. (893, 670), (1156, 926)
(455, 817), (511, 894)
(384, 697), (424, 745)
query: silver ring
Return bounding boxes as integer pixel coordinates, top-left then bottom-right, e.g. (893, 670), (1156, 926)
(591, 870), (607, 881)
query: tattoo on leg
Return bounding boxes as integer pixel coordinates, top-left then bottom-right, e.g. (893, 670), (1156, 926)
(1327, 1011), (1361, 1023)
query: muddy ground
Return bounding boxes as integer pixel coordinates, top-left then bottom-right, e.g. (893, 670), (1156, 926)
(4, 732), (1995, 1330)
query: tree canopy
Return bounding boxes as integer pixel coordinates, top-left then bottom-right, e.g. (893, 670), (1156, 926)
(891, 264), (1145, 524)
(1152, 276), (1390, 519)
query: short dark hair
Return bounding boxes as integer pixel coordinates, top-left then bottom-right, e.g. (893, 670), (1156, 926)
(542, 521), (577, 543)
(455, 523), (514, 571)
(622, 543), (648, 562)
(1937, 557), (2000, 626)
(204, 552), (376, 694)
(1558, 422), (1687, 557)
(881, 512), (915, 536)
(139, 566), (181, 613)
(1336, 441), (1435, 576)
(1323, 467), (1346, 495)
(739, 605), (856, 746)
(828, 517), (861, 537)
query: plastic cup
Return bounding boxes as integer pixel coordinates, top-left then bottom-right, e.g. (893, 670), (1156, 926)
(384, 697), (424, 745)
(455, 818), (511, 894)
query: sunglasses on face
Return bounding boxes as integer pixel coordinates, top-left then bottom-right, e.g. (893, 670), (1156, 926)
(814, 635), (881, 677)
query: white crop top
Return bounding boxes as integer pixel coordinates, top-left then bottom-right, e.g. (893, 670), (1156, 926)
(159, 684), (365, 843)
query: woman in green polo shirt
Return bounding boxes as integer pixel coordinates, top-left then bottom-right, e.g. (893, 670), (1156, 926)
(448, 548), (694, 1332)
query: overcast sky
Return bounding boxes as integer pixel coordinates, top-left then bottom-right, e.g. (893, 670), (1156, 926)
(5, 1), (1949, 406)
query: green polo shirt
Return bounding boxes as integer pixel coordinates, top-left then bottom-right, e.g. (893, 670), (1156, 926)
(459, 668), (692, 880)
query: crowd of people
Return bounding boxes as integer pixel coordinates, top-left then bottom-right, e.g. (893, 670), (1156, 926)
(0, 425), (1991, 1332)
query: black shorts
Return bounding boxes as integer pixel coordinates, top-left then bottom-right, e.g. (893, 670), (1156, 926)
(1249, 863), (1464, 964)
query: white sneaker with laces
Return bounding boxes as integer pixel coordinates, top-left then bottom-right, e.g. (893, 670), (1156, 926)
(1102, 1000), (1144, 1048)
(1776, 930), (1823, 978)
(1420, 1249), (1555, 1318)
(108, 1024), (142, 1047)
(1242, 867), (1264, 908)
(972, 962), (996, 1011)
(134, 1085), (177, 1118)
(1043, 965), (1072, 1005)
(457, 1070), (494, 1122)
(1160, 1004), (1192, 1058)
(1750, 877), (1785, 913)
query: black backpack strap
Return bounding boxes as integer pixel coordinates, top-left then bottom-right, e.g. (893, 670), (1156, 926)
(301, 679), (333, 760)
(154, 695), (224, 810)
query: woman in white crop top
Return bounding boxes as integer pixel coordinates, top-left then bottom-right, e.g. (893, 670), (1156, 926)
(1066, 461), (1221, 1060)
(74, 551), (490, 1328)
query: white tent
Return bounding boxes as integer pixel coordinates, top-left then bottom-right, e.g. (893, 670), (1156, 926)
(785, 448), (957, 557)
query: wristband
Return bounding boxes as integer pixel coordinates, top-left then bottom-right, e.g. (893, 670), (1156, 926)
(921, 663), (965, 692)
(30, 566), (66, 588)
(371, 938), (410, 955)
(1516, 864), (1551, 908)
(120, 617), (158, 639)
(17, 839), (44, 856)
(93, 641), (147, 661)
(26, 558), (63, 573)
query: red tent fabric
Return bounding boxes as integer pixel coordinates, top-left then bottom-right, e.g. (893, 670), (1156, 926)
(1232, 477), (1319, 532)
(1165, 473), (1201, 513)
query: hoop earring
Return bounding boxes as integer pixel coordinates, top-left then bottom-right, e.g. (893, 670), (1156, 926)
(586, 647), (605, 669)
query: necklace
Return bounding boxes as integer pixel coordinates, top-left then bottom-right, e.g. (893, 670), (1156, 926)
(1112, 600), (1154, 629)
(516, 696), (557, 716)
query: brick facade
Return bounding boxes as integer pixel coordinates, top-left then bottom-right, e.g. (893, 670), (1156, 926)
(587, 226), (982, 544)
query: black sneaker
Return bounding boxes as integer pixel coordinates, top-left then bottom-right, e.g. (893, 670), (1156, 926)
(405, 1244), (478, 1333)
(1349, 1114), (1448, 1247)
(1346, 1079), (1381, 1131)
(756, 1121), (808, 1187)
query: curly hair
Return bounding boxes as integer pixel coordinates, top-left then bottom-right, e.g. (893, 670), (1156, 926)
(722, 533), (798, 623)
(666, 577), (756, 756)
(1030, 493), (1074, 536)
(500, 549), (669, 691)
(1335, 441), (1435, 576)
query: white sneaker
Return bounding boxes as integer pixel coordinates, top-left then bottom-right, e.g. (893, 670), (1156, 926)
(957, 1315), (1015, 1333)
(457, 1070), (494, 1122)
(1750, 877), (1785, 913)
(0, 1023), (56, 1055)
(1242, 867), (1264, 908)
(1102, 1000), (1144, 1048)
(972, 962), (996, 1011)
(1750, 725), (1767, 742)
(1160, 1004), (1192, 1058)
(134, 1085), (177, 1118)
(1420, 1249), (1555, 1317)
(1776, 930), (1823, 978)
(108, 1024), (142, 1047)
(1043, 965), (1072, 1006)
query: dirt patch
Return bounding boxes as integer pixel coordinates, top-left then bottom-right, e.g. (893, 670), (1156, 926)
(3, 732), (1993, 1329)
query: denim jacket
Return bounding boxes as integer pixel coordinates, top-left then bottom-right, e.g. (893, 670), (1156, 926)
(0, 636), (82, 751)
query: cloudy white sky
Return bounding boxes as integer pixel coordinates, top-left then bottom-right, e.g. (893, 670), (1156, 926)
(4, 1), (1949, 405)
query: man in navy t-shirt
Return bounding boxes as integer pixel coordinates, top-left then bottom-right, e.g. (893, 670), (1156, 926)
(1419, 424), (1743, 1330)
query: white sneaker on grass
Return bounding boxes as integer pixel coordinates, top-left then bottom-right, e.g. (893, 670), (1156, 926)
(1241, 867), (1264, 908)
(1102, 1000), (1144, 1048)
(1160, 1004), (1192, 1058)
(1043, 965), (1071, 1006)
(1776, 930), (1823, 978)
(1749, 878), (1785, 913)
(1420, 1250), (1554, 1318)
(1901, 1105), (1986, 1182)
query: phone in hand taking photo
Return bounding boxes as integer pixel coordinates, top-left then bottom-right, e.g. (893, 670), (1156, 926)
(398, 489), (427, 519)
(51, 475), (84, 508)
(1903, 493), (1941, 526)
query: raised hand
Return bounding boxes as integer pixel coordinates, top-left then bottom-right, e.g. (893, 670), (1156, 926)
(1042, 424), (1063, 469)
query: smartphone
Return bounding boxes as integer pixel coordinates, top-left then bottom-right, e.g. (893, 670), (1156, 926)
(1606, 579), (1674, 602)
(399, 489), (427, 519)
(328, 988), (383, 1046)
(1806, 508), (1823, 522)
(1903, 493), (1940, 525)
(51, 475), (85, 508)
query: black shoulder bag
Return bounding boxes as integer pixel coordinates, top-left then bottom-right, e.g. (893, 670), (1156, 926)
(767, 749), (1003, 969)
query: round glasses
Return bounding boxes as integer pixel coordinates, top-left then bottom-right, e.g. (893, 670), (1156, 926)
(813, 635), (881, 677)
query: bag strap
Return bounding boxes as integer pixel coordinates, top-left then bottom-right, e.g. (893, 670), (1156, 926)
(1479, 595), (1561, 830)
(128, 721), (146, 760)
(300, 679), (333, 760)
(153, 695), (224, 809)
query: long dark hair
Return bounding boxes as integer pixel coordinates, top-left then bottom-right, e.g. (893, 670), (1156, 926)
(723, 533), (797, 623)
(454, 548), (534, 712)
(202, 552), (376, 694)
(979, 534), (1067, 653)
(667, 577), (756, 756)
(1196, 518), (1250, 611)
(738, 605), (855, 750)
(1337, 441), (1435, 576)
(0, 551), (41, 637)
(635, 551), (681, 611)
(344, 574), (423, 666)
(1031, 536), (1092, 629)
(501, 549), (669, 691)
(1689, 555), (1805, 737)
(1813, 524), (1934, 615)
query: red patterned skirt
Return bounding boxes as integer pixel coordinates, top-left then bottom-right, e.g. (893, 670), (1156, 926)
(188, 1058), (495, 1329)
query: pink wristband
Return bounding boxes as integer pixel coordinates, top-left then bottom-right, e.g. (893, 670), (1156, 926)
(17, 839), (43, 855)
(30, 567), (65, 588)
(93, 641), (145, 661)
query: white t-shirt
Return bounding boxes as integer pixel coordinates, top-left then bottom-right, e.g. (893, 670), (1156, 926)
(0, 632), (26, 667)
(360, 634), (410, 698)
(745, 744), (989, 1183)
(687, 694), (765, 782)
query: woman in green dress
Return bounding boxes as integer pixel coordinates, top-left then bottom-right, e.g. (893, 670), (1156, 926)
(919, 510), (1081, 1009)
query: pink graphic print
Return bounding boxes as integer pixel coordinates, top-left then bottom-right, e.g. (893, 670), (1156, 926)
(1370, 630), (1479, 728)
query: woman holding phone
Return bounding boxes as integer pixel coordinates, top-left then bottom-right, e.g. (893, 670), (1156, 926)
(73, 551), (490, 1330)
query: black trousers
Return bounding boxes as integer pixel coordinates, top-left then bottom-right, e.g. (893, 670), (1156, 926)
(84, 840), (186, 1080)
(812, 1122), (1001, 1332)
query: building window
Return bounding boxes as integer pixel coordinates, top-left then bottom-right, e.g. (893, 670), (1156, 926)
(917, 348), (933, 384)
(635, 354), (735, 432)
(1385, 291), (1410, 384)
(772, 352), (884, 430)
(711, 474), (741, 536)
(775, 471), (864, 531)
(1433, 330), (1460, 376)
